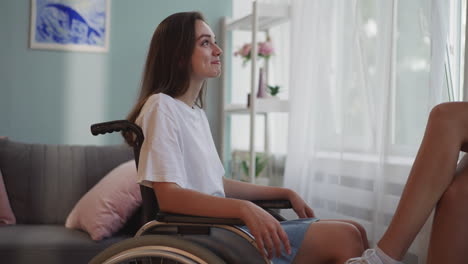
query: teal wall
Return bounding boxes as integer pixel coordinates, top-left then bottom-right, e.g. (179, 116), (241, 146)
(0, 0), (231, 146)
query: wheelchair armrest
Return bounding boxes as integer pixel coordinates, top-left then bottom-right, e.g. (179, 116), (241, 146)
(156, 212), (244, 226)
(251, 199), (292, 209)
(156, 200), (292, 226)
(251, 199), (291, 222)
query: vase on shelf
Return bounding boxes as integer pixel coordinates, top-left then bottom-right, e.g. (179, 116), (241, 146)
(257, 67), (267, 98)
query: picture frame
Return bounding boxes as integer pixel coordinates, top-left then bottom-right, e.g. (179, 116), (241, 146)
(29, 0), (110, 53)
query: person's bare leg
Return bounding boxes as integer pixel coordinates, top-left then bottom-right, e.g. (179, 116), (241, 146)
(322, 219), (370, 249)
(292, 221), (364, 264)
(377, 102), (468, 260)
(426, 154), (468, 264)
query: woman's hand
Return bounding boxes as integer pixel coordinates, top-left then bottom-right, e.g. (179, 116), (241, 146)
(287, 190), (315, 218)
(239, 201), (291, 260)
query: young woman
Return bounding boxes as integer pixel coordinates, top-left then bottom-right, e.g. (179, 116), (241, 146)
(125, 11), (369, 264)
(346, 102), (468, 264)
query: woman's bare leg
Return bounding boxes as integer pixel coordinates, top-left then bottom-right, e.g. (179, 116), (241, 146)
(426, 154), (468, 263)
(322, 219), (370, 249)
(377, 102), (468, 260)
(293, 221), (365, 264)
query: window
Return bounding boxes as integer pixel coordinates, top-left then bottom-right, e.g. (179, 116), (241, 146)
(391, 0), (465, 155)
(311, 0), (467, 157)
(227, 0), (467, 174)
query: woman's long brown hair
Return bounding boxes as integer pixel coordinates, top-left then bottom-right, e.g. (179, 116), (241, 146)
(124, 12), (206, 146)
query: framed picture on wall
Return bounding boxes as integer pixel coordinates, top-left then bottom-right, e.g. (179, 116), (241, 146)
(29, 0), (110, 53)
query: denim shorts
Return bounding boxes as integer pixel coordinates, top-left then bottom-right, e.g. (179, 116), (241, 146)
(239, 217), (319, 264)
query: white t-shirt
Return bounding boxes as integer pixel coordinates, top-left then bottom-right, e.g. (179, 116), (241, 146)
(135, 93), (225, 197)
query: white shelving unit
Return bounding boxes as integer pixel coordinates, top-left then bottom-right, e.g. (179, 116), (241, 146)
(220, 1), (290, 184)
(224, 98), (289, 114)
(224, 3), (290, 31)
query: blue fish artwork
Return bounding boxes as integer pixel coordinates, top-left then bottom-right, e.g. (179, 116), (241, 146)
(33, 0), (107, 48)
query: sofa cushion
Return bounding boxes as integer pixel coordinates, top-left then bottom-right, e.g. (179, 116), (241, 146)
(66, 160), (141, 240)
(0, 169), (16, 225)
(0, 139), (134, 225)
(0, 225), (130, 264)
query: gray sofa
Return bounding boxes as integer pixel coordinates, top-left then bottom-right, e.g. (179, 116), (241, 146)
(0, 138), (141, 264)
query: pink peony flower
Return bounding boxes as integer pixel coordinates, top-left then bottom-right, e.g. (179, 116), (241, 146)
(239, 43), (252, 57)
(234, 40), (274, 66)
(258, 41), (274, 57)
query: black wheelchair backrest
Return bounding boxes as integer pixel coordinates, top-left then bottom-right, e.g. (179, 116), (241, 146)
(91, 120), (158, 224)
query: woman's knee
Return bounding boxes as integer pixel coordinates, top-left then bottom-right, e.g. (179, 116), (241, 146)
(429, 103), (455, 126)
(323, 222), (364, 255)
(429, 102), (468, 127)
(304, 222), (364, 262)
(346, 220), (369, 248)
(340, 223), (365, 245)
(344, 220), (367, 238)
(322, 219), (368, 244)
(427, 102), (468, 142)
(330, 223), (365, 260)
(441, 175), (468, 206)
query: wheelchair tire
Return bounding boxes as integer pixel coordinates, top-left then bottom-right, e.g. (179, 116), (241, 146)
(89, 235), (227, 264)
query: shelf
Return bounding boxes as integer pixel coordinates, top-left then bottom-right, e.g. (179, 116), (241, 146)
(225, 3), (290, 31)
(225, 98), (289, 114)
(221, 1), (291, 184)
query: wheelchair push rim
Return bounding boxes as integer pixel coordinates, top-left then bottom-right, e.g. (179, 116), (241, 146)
(101, 245), (209, 264)
(90, 235), (226, 264)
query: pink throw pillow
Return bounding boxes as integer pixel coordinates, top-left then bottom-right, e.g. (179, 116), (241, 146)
(65, 160), (142, 240)
(0, 169), (16, 225)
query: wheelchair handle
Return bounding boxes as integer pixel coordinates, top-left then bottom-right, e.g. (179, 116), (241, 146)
(90, 120), (158, 224)
(91, 120), (144, 147)
(91, 120), (138, 135)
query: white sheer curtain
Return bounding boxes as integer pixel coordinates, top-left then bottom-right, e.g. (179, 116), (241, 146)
(284, 0), (449, 263)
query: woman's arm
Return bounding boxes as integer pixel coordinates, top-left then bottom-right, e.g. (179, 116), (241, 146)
(154, 181), (247, 218)
(153, 182), (291, 259)
(223, 178), (316, 218)
(223, 177), (292, 201)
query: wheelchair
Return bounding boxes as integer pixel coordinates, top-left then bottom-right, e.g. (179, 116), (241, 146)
(89, 120), (293, 264)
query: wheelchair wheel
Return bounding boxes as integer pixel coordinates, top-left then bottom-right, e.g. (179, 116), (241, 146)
(90, 235), (226, 264)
